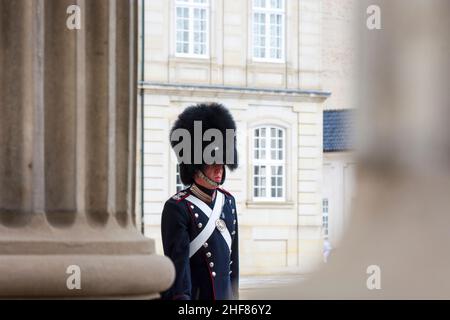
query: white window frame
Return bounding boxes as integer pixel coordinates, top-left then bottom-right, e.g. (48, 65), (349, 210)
(251, 0), (285, 63)
(174, 0), (210, 59)
(175, 164), (186, 193)
(252, 125), (286, 202)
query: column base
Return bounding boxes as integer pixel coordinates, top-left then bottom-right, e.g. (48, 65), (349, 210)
(0, 254), (174, 299)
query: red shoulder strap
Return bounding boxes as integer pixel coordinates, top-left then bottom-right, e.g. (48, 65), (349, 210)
(217, 187), (231, 196)
(176, 193), (190, 203)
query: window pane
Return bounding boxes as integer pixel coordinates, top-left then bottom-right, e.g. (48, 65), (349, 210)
(253, 12), (266, 58)
(271, 0), (282, 9)
(270, 150), (275, 160)
(254, 0), (266, 8)
(271, 138), (276, 148)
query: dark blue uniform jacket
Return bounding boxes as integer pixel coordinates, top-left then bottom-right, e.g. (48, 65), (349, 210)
(160, 188), (239, 300)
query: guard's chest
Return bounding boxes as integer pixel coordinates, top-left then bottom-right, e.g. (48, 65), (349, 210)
(186, 198), (236, 236)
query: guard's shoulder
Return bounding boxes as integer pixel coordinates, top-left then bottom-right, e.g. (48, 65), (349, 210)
(218, 187), (234, 199)
(169, 189), (190, 203)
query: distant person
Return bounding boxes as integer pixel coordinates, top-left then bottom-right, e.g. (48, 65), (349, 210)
(323, 239), (333, 263)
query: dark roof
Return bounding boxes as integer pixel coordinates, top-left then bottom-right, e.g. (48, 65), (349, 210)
(323, 109), (355, 152)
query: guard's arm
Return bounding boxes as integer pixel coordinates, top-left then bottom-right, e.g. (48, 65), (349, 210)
(230, 198), (240, 300)
(161, 200), (192, 300)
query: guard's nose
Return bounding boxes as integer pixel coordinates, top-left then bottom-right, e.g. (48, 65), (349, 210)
(214, 165), (223, 174)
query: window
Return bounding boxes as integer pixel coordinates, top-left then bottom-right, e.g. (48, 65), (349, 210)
(252, 0), (285, 61)
(322, 198), (329, 239)
(176, 164), (186, 192)
(175, 0), (209, 57)
(252, 126), (285, 201)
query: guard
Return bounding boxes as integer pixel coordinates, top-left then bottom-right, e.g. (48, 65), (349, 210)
(160, 102), (239, 300)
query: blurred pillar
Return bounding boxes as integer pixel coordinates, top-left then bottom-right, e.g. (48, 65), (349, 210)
(249, 0), (450, 299)
(0, 0), (174, 298)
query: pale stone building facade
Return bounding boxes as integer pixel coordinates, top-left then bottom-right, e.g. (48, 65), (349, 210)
(321, 0), (357, 250)
(138, 0), (357, 275)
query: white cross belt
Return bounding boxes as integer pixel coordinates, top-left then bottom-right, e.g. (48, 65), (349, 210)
(186, 191), (232, 258)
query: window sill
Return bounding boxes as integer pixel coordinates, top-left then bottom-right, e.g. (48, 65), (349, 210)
(245, 200), (295, 209)
(250, 58), (286, 65)
(172, 54), (210, 61)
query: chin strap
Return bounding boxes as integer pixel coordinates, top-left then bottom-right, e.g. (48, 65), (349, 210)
(197, 170), (221, 188)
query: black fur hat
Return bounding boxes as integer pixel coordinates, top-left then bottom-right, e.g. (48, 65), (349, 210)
(170, 103), (238, 186)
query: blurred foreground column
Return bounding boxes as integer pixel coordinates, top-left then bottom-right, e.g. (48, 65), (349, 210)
(251, 0), (450, 299)
(0, 0), (174, 298)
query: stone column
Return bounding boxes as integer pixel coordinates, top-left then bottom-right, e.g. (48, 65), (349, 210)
(0, 0), (174, 298)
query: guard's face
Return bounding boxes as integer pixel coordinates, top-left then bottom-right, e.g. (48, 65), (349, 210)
(203, 164), (224, 183)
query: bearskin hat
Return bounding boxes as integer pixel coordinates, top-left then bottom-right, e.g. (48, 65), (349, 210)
(170, 103), (238, 186)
